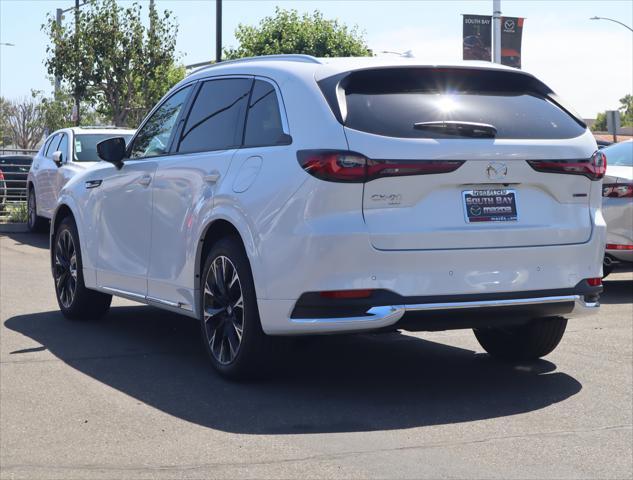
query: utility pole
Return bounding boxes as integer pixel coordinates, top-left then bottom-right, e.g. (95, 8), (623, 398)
(216, 0), (222, 63)
(54, 8), (62, 95)
(492, 0), (501, 64)
(74, 0), (80, 125)
(149, 0), (155, 31)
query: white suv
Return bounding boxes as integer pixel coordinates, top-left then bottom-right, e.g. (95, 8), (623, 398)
(50, 56), (606, 378)
(27, 127), (134, 231)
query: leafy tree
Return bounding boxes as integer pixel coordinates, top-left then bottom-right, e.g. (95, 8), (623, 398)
(0, 97), (11, 147)
(43, 0), (184, 127)
(592, 94), (632, 131)
(224, 7), (372, 59)
(34, 89), (102, 133)
(619, 94), (633, 125)
(5, 96), (46, 150)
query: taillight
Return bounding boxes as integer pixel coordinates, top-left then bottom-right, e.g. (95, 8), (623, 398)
(0, 170), (4, 181)
(586, 277), (602, 287)
(606, 243), (633, 250)
(527, 150), (606, 181)
(603, 184), (633, 198)
(297, 150), (464, 183)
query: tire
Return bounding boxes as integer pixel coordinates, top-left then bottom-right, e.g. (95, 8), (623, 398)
(53, 216), (112, 320)
(602, 259), (613, 279)
(200, 236), (271, 379)
(27, 189), (48, 233)
(474, 316), (568, 361)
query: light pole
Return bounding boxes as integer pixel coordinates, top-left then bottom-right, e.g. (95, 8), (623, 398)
(54, 2), (86, 97)
(590, 16), (633, 32)
(216, 0), (222, 63)
(492, 0), (502, 64)
(0, 42), (15, 47)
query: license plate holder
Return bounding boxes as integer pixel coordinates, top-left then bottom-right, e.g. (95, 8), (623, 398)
(463, 189), (518, 223)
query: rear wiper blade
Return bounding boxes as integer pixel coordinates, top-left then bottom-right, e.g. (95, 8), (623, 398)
(413, 121), (497, 138)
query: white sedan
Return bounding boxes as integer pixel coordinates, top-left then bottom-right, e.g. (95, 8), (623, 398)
(602, 140), (633, 276)
(27, 127), (134, 231)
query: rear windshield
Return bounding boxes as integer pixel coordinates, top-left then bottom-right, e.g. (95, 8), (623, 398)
(333, 68), (585, 140)
(74, 133), (133, 162)
(604, 141), (632, 166)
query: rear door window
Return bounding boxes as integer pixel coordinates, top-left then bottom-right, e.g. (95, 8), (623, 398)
(336, 68), (585, 140)
(243, 80), (285, 147)
(177, 78), (252, 154)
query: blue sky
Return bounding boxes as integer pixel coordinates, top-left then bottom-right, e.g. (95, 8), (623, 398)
(1, 0), (631, 118)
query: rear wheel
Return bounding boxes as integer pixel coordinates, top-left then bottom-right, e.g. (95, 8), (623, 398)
(200, 237), (270, 379)
(53, 216), (112, 319)
(27, 189), (47, 232)
(474, 316), (567, 361)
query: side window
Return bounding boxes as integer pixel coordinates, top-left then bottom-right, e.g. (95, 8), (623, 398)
(56, 134), (69, 162)
(177, 78), (252, 154)
(129, 85), (193, 159)
(244, 80), (285, 147)
(44, 134), (61, 158)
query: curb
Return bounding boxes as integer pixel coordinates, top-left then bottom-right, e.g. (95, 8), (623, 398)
(0, 223), (29, 234)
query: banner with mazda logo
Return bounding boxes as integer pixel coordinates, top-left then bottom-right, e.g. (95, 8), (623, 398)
(462, 15), (525, 69)
(501, 17), (524, 68)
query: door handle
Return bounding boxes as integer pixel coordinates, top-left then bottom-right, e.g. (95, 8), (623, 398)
(204, 171), (221, 184)
(138, 175), (152, 187)
(85, 179), (102, 189)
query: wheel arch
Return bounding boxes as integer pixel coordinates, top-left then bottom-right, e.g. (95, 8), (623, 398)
(194, 214), (264, 299)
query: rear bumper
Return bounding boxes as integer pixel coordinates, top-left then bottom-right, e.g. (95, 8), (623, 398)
(259, 282), (601, 335)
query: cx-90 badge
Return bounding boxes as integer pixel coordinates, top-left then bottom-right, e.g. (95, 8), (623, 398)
(486, 162), (508, 180)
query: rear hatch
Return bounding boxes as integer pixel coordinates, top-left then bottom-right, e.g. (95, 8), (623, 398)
(323, 67), (598, 250)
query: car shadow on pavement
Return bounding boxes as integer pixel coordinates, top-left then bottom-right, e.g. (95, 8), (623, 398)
(600, 279), (633, 305)
(5, 306), (582, 435)
(0, 232), (49, 249)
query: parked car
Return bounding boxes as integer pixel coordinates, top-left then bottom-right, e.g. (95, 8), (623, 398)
(50, 55), (605, 378)
(27, 127), (134, 231)
(602, 140), (633, 277)
(0, 155), (32, 201)
(597, 139), (613, 149)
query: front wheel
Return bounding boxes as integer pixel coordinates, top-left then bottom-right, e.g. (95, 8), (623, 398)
(474, 316), (567, 361)
(53, 216), (112, 319)
(200, 237), (271, 379)
(27, 189), (47, 232)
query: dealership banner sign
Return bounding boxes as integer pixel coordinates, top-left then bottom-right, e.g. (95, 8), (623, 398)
(463, 15), (525, 68)
(463, 14), (492, 61)
(500, 17), (524, 68)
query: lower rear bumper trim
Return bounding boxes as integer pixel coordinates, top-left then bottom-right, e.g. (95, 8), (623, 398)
(290, 294), (599, 329)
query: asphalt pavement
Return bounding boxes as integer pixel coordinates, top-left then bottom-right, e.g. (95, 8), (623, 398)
(1, 232), (632, 479)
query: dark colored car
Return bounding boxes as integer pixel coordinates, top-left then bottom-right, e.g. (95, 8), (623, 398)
(0, 155), (33, 201)
(597, 139), (613, 149)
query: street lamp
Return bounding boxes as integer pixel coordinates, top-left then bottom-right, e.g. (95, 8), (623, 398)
(590, 16), (633, 32)
(0, 42), (15, 47)
(380, 50), (414, 58)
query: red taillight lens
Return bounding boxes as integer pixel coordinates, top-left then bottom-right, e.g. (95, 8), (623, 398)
(586, 277), (602, 287)
(606, 243), (633, 250)
(297, 150), (367, 182)
(527, 151), (606, 181)
(297, 150), (464, 183)
(0, 170), (4, 181)
(603, 184), (633, 198)
(319, 289), (374, 299)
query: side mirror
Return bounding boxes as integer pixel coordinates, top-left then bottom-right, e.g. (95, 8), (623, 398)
(97, 137), (126, 169)
(52, 151), (63, 167)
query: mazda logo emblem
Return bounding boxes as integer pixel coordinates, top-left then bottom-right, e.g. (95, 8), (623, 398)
(486, 162), (508, 180)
